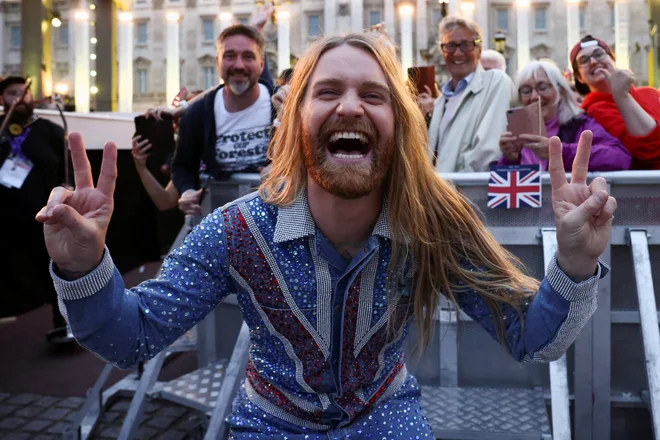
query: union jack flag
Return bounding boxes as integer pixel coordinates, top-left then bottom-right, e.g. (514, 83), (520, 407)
(488, 164), (542, 209)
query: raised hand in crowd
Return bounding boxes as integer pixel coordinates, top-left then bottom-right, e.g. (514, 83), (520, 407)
(498, 131), (522, 162)
(178, 189), (203, 216)
(249, 2), (274, 32)
(417, 85), (435, 117)
(549, 130), (616, 281)
(271, 84), (290, 119)
(35, 133), (117, 279)
(131, 135), (152, 170)
(518, 134), (550, 161)
(596, 65), (635, 99)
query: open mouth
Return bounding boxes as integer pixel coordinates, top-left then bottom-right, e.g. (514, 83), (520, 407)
(327, 131), (370, 160)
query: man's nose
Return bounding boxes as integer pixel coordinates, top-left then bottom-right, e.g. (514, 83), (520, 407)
(336, 92), (364, 117)
(588, 56), (598, 67)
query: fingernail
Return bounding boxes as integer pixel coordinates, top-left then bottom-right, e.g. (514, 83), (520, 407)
(47, 207), (54, 217)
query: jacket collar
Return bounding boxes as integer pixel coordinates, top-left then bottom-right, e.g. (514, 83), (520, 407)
(273, 186), (392, 243)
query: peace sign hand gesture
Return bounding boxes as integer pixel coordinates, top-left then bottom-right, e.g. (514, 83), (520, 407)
(35, 132), (118, 279)
(549, 130), (617, 281)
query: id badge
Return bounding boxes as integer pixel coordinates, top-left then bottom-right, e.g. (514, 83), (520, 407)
(0, 154), (33, 189)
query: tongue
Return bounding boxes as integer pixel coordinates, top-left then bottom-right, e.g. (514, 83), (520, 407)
(335, 149), (362, 155)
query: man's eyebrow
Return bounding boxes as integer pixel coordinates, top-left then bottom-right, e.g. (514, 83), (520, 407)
(311, 78), (390, 93)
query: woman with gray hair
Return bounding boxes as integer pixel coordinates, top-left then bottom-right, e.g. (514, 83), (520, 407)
(498, 60), (631, 171)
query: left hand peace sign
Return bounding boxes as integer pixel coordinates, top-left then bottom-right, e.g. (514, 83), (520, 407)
(549, 130), (617, 281)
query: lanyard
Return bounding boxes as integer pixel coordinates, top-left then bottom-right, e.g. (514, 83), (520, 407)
(8, 127), (31, 159)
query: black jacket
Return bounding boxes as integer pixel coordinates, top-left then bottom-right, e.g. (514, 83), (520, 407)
(171, 80), (276, 194)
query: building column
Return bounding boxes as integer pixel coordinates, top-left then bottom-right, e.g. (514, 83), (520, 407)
(384, 0), (395, 39)
(516, 0), (530, 72)
(416, 0), (428, 65)
(400, 4), (414, 76)
(475, 0), (489, 49)
(166, 12), (180, 106)
(95, 0), (117, 111)
(566, 0), (580, 68)
(74, 9), (90, 112)
(117, 12), (133, 113)
(324, 0), (336, 34)
(351, 0), (364, 32)
(276, 10), (291, 74)
(615, 0), (630, 69)
(21, 0), (52, 99)
(0, 4), (5, 76)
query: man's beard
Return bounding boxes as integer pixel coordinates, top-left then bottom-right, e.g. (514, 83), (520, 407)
(225, 70), (255, 96)
(9, 103), (34, 124)
(302, 119), (394, 199)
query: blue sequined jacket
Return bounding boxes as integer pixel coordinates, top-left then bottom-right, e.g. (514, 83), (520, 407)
(52, 190), (605, 430)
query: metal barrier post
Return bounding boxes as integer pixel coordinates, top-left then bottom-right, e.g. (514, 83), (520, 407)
(542, 228), (571, 440)
(204, 322), (251, 440)
(629, 229), (660, 439)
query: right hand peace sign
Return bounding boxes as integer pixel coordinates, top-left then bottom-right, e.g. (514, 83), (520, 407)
(35, 132), (118, 279)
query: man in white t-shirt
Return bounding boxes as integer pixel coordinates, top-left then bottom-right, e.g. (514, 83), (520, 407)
(172, 24), (275, 214)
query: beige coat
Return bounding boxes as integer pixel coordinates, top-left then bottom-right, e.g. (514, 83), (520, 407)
(428, 66), (514, 172)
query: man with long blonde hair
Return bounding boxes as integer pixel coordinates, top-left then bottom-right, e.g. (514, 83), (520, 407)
(39, 33), (614, 438)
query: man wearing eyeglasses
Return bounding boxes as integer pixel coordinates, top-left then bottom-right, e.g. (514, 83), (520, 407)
(425, 15), (514, 173)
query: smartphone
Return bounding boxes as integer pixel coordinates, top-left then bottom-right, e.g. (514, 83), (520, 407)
(408, 66), (437, 98)
(506, 103), (547, 139)
(134, 114), (176, 179)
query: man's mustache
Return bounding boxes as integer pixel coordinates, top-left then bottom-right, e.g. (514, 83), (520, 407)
(228, 70), (249, 76)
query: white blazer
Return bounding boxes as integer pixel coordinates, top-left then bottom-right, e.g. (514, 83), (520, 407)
(428, 66), (514, 172)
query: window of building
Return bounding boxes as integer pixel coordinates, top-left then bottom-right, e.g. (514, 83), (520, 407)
(202, 18), (214, 42)
(534, 7), (547, 31)
(579, 5), (586, 30)
(137, 22), (148, 45)
(308, 15), (320, 37)
(368, 11), (381, 27)
(238, 17), (249, 25)
(10, 25), (20, 48)
(496, 9), (508, 31)
(59, 23), (69, 46)
(203, 66), (215, 89)
(432, 8), (442, 25)
(610, 4), (615, 27)
(137, 69), (147, 93)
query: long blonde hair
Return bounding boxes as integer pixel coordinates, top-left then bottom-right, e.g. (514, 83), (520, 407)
(261, 33), (539, 350)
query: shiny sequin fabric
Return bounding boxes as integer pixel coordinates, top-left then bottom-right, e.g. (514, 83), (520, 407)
(54, 189), (604, 438)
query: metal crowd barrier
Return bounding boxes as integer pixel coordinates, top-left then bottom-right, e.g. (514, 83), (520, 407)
(66, 170), (660, 440)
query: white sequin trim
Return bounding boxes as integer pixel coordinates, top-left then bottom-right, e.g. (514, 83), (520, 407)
(50, 246), (114, 301)
(309, 236), (332, 352)
(354, 251), (379, 356)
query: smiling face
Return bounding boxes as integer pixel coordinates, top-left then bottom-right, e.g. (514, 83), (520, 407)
(300, 44), (395, 199)
(519, 69), (559, 121)
(2, 83), (34, 121)
(575, 45), (615, 93)
(441, 26), (481, 84)
(217, 34), (264, 96)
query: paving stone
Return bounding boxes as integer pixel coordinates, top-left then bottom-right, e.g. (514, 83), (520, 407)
(0, 392), (10, 402)
(0, 402), (19, 416)
(143, 401), (161, 414)
(23, 419), (53, 432)
(47, 421), (70, 434)
(34, 396), (61, 408)
(0, 433), (31, 440)
(135, 426), (160, 440)
(64, 410), (79, 422)
(146, 414), (176, 429)
(0, 416), (27, 430)
(155, 431), (187, 440)
(109, 400), (132, 412)
(14, 405), (46, 418)
(56, 396), (85, 409)
(6, 393), (41, 406)
(41, 407), (71, 421)
(100, 411), (122, 423)
(33, 435), (60, 440)
(173, 414), (205, 431)
(159, 406), (188, 419)
(99, 425), (122, 439)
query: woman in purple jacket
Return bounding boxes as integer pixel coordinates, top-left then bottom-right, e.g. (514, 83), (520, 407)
(498, 60), (631, 171)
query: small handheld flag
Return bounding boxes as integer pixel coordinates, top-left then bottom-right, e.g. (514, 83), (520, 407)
(488, 164), (542, 209)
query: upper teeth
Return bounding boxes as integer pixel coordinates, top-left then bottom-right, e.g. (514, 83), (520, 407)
(329, 132), (367, 144)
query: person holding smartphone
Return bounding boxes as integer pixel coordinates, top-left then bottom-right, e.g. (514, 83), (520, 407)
(498, 60), (630, 172)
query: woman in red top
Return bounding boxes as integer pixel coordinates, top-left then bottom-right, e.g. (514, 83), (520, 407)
(570, 35), (660, 170)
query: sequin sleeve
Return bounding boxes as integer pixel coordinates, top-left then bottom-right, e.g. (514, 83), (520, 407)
(53, 210), (235, 369)
(456, 255), (608, 363)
